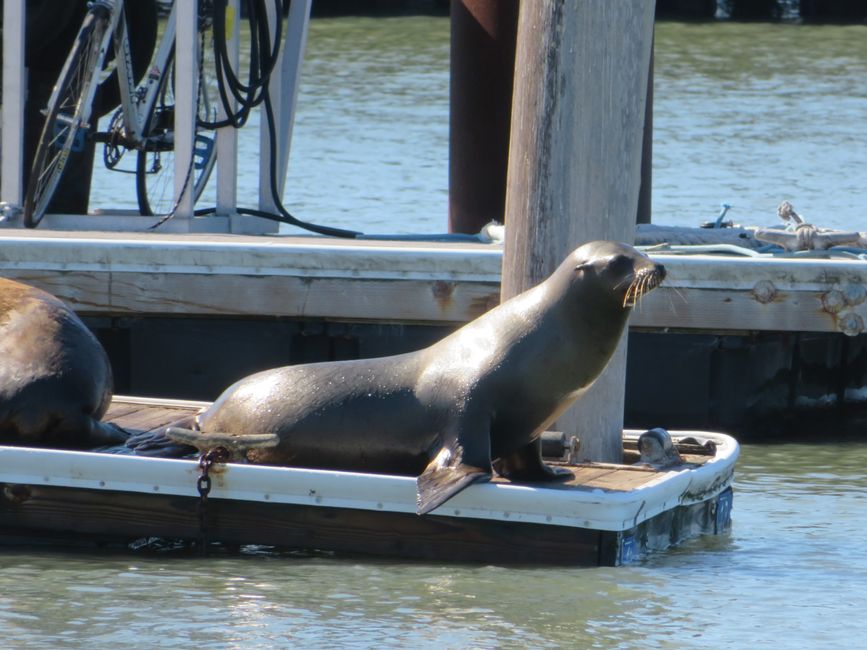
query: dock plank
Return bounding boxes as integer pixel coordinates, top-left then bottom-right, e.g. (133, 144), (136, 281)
(582, 468), (666, 491)
(0, 484), (607, 565)
(2, 229), (865, 333)
(108, 409), (196, 433)
(103, 403), (150, 420)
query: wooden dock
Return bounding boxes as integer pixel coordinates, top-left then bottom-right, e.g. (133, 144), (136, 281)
(0, 396), (738, 565)
(0, 228), (864, 334)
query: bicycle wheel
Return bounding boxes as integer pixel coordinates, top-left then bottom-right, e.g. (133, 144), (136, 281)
(135, 41), (218, 217)
(23, 10), (111, 228)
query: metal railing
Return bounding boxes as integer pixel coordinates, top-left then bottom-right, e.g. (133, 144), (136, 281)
(0, 0), (312, 234)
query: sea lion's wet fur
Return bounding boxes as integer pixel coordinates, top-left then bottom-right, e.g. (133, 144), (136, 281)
(0, 278), (124, 447)
(143, 241), (665, 514)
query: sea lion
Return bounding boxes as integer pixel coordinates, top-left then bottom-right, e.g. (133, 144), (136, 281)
(139, 241), (665, 514)
(0, 277), (125, 448)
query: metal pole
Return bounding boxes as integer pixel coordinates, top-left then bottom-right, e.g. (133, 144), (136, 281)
(1, 0), (26, 217)
(218, 0), (241, 223)
(258, 0), (311, 217)
(174, 0), (198, 223)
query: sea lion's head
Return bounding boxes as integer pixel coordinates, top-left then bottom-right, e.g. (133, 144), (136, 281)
(567, 240), (666, 309)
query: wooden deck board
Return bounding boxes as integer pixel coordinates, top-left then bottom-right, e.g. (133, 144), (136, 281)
(580, 468), (666, 491)
(104, 399), (201, 433)
(102, 403), (150, 420)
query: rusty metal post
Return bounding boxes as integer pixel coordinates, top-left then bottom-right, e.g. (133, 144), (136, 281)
(448, 0), (519, 234)
(637, 41), (653, 225)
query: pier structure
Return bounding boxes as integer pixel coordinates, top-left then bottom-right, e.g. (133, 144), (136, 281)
(0, 2), (865, 438)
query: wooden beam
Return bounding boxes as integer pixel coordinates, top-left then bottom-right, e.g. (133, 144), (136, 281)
(502, 1), (656, 462)
(0, 485), (605, 564)
(0, 231), (864, 334)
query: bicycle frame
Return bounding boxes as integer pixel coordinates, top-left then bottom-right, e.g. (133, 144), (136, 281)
(111, 0), (178, 150)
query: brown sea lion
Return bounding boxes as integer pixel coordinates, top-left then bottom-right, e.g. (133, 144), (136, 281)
(0, 277), (124, 448)
(147, 241), (665, 514)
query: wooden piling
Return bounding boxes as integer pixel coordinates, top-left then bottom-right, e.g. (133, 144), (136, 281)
(501, 1), (656, 462)
(448, 0), (519, 234)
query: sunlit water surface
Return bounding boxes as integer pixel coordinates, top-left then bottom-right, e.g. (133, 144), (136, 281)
(52, 16), (867, 649)
(3, 442), (866, 649)
(91, 18), (867, 234)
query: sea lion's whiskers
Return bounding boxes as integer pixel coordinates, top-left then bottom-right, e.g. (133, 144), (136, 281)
(622, 278), (637, 308)
(623, 271), (644, 307)
(623, 267), (664, 309)
(637, 274), (652, 311)
(633, 274), (650, 311)
(668, 285), (687, 305)
(613, 276), (634, 292)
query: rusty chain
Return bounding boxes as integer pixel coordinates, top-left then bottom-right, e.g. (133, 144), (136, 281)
(196, 447), (230, 554)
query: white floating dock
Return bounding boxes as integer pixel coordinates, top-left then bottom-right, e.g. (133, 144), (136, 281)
(0, 396), (738, 565)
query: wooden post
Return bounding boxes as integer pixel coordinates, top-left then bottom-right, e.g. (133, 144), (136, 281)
(502, 1), (656, 462)
(448, 0), (519, 234)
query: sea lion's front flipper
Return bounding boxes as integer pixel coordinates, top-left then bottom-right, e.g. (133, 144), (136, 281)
(416, 429), (492, 515)
(493, 438), (573, 482)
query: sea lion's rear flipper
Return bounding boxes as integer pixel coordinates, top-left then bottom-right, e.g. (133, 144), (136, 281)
(121, 416), (199, 457)
(494, 439), (573, 482)
(416, 432), (492, 515)
(87, 420), (129, 446)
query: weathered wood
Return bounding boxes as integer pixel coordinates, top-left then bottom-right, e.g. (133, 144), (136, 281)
(0, 481), (731, 565)
(0, 231), (501, 323)
(0, 485), (605, 565)
(502, 1), (656, 462)
(1, 231), (864, 334)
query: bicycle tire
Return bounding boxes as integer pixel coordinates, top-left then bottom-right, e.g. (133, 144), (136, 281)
(135, 51), (218, 217)
(22, 11), (110, 228)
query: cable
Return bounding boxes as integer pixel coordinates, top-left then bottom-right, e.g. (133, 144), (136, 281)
(200, 0), (282, 130)
(179, 1), (492, 243)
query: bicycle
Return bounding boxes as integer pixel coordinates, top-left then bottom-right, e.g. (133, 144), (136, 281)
(22, 0), (217, 227)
